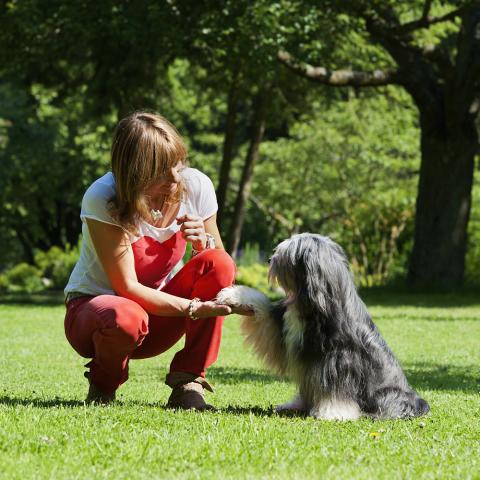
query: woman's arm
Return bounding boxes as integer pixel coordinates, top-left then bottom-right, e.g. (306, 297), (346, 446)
(85, 218), (232, 318)
(204, 214), (224, 249)
(175, 213), (253, 315)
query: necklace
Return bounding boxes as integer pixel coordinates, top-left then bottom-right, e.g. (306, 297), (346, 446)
(150, 195), (167, 222)
(150, 209), (163, 222)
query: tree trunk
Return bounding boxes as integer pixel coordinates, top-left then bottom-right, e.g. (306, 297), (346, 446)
(216, 75), (240, 232)
(227, 91), (267, 256)
(408, 115), (477, 288)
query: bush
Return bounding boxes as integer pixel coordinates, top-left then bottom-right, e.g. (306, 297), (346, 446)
(236, 243), (263, 267)
(34, 244), (80, 289)
(235, 262), (283, 301)
(0, 243), (81, 294)
(0, 262), (44, 293)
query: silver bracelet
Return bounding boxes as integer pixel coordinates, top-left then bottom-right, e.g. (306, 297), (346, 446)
(192, 233), (216, 257)
(188, 297), (201, 320)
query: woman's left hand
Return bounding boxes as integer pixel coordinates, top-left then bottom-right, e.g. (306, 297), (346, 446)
(229, 306), (255, 316)
(177, 213), (207, 251)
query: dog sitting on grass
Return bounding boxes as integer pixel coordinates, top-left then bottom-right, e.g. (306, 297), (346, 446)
(217, 233), (429, 420)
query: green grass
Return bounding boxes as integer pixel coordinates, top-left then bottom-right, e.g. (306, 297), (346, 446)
(0, 291), (479, 479)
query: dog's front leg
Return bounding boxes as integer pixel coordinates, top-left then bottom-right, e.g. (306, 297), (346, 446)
(216, 286), (289, 376)
(275, 393), (308, 414)
(309, 394), (362, 421)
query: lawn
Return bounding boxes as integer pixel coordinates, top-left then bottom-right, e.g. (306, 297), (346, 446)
(0, 290), (479, 479)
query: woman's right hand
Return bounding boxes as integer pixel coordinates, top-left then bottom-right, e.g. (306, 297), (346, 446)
(192, 300), (232, 318)
(191, 301), (255, 318)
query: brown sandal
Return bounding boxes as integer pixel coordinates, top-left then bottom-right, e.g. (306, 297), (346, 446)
(84, 372), (116, 404)
(165, 372), (216, 411)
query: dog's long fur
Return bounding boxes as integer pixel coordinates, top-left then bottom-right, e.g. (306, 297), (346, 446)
(216, 233), (429, 420)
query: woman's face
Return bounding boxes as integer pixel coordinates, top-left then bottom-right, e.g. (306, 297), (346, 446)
(145, 162), (185, 198)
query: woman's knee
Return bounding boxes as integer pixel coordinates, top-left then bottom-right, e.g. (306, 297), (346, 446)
(89, 295), (149, 344)
(116, 301), (149, 343)
(196, 249), (236, 285)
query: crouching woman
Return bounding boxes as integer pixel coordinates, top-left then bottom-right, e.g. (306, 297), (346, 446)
(64, 111), (239, 409)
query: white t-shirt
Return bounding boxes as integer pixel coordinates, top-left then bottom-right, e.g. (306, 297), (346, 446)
(65, 167), (218, 297)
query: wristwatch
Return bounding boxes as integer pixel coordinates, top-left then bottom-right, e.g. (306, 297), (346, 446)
(192, 233), (216, 257)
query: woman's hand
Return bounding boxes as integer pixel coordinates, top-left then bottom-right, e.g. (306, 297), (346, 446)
(192, 300), (232, 318)
(229, 306), (255, 316)
(177, 213), (206, 251)
(190, 301), (254, 319)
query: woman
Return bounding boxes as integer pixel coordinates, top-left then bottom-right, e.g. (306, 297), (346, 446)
(64, 111), (239, 410)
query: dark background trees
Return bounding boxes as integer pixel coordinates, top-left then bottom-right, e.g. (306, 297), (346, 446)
(279, 0), (480, 288)
(0, 0), (478, 289)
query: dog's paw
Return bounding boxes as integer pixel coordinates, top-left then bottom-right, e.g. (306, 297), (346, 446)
(308, 397), (361, 421)
(216, 286), (271, 312)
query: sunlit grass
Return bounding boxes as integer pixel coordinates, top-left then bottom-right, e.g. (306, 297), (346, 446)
(0, 291), (479, 479)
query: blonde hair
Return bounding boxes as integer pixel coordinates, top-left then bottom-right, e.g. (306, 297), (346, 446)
(109, 111), (188, 233)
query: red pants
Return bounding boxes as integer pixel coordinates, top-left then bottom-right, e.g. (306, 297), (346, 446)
(64, 249), (236, 394)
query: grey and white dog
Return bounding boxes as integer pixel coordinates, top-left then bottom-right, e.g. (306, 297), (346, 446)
(217, 233), (429, 420)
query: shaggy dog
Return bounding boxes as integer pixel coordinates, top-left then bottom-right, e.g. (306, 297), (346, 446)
(216, 233), (429, 420)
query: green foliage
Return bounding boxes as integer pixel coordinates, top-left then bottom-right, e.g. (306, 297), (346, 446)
(0, 81), (112, 266)
(235, 262), (282, 300)
(250, 89), (419, 285)
(0, 0), (478, 289)
(236, 242), (263, 267)
(466, 169), (480, 286)
(0, 262), (43, 293)
(34, 244), (80, 290)
(0, 243), (80, 293)
(180, 242), (194, 267)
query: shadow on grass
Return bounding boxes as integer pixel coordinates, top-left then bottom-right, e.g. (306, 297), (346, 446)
(209, 364), (479, 393)
(154, 404), (282, 417)
(208, 366), (287, 384)
(0, 396), (85, 408)
(158, 404), (303, 417)
(1, 363), (476, 411)
(404, 363), (479, 393)
(376, 314), (479, 322)
(359, 287), (480, 308)
(0, 291), (65, 306)
(0, 396), (292, 418)
(2, 287), (480, 309)
(211, 363), (479, 394)
(220, 405), (307, 418)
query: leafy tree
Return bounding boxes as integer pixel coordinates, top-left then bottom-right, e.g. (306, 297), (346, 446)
(0, 1), (193, 264)
(182, 1), (318, 254)
(0, 82), (112, 264)
(278, 0), (480, 288)
(250, 90), (419, 284)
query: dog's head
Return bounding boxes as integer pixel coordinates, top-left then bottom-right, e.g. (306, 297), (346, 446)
(269, 233), (353, 311)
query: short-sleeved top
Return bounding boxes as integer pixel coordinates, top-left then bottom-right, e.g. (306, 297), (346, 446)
(64, 167), (217, 297)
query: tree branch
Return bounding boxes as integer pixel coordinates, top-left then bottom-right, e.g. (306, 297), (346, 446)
(452, 4), (480, 119)
(278, 51), (402, 87)
(421, 0), (434, 20)
(390, 6), (465, 35)
(228, 183), (296, 231)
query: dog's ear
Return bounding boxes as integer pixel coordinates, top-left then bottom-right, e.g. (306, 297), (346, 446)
(294, 246), (329, 317)
(295, 238), (351, 334)
(296, 277), (344, 362)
